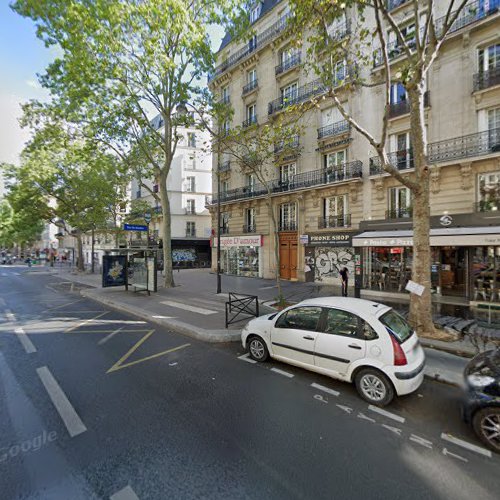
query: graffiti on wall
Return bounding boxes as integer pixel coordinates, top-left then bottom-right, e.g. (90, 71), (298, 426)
(172, 248), (196, 262)
(313, 247), (355, 282)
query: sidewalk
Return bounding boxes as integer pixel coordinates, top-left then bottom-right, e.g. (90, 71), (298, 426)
(28, 265), (496, 386)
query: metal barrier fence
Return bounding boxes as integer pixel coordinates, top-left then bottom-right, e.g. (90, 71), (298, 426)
(225, 293), (260, 328)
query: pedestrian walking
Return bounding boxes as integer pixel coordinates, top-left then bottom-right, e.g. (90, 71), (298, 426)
(340, 267), (349, 297)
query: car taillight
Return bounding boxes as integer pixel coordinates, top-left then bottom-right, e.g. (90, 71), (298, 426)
(390, 334), (407, 366)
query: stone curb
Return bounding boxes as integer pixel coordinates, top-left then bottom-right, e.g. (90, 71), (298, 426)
(80, 289), (241, 343)
(420, 339), (475, 359)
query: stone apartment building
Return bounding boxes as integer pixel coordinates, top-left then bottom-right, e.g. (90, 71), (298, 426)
(209, 0), (500, 303)
(130, 114), (213, 266)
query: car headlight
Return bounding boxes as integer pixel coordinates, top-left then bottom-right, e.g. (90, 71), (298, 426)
(467, 374), (496, 388)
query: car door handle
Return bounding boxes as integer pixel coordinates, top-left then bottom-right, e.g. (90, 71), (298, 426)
(303, 335), (315, 340)
(348, 344), (362, 350)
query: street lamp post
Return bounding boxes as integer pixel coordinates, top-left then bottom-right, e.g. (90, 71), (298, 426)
(91, 226), (95, 273)
(216, 168), (222, 294)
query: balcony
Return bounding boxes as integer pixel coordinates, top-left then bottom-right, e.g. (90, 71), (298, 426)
(243, 224), (256, 233)
(317, 119), (350, 139)
(275, 53), (301, 76)
(279, 221), (297, 231)
(386, 207), (413, 219)
(218, 161), (231, 173)
(242, 79), (258, 95)
(242, 115), (258, 128)
(318, 214), (351, 229)
(373, 37), (417, 67)
(370, 150), (414, 175)
(274, 135), (300, 154)
(473, 66), (500, 92)
(474, 200), (500, 212)
(387, 0), (409, 9)
(389, 91), (430, 118)
(428, 127), (500, 163)
(268, 70), (352, 116)
(212, 160), (362, 204)
(209, 13), (292, 82)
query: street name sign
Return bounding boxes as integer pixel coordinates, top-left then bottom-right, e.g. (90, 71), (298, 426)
(123, 224), (148, 232)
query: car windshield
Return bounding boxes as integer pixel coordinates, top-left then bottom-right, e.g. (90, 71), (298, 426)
(379, 309), (413, 343)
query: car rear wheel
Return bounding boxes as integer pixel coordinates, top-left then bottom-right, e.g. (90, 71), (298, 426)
(472, 407), (500, 453)
(248, 336), (269, 362)
(355, 368), (394, 407)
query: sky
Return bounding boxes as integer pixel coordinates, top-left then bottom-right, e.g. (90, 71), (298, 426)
(0, 2), (224, 167)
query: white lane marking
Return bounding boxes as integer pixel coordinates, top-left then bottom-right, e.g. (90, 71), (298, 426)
(14, 327), (37, 353)
(160, 300), (217, 315)
(65, 311), (108, 332)
(110, 485), (140, 500)
(151, 315), (176, 319)
(259, 285), (277, 290)
(368, 405), (405, 423)
(410, 434), (433, 449)
(36, 366), (87, 438)
(270, 367), (294, 378)
(98, 328), (123, 345)
(357, 412), (376, 423)
(441, 433), (492, 458)
(336, 404), (353, 414)
(314, 394), (328, 404)
(238, 353), (257, 364)
(382, 424), (402, 436)
(311, 382), (340, 397)
(442, 447), (468, 463)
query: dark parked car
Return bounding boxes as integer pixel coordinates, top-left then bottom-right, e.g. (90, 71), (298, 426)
(463, 348), (500, 453)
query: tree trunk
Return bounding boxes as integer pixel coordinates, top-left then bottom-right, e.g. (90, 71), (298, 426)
(159, 170), (174, 288)
(267, 197), (283, 302)
(76, 233), (85, 272)
(408, 84), (435, 336)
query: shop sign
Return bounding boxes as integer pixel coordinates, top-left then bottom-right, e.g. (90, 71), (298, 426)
(356, 237), (413, 247)
(299, 234), (309, 245)
(439, 215), (453, 226)
(308, 232), (353, 247)
(215, 235), (263, 248)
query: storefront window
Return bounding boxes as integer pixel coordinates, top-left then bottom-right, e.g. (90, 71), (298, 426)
(472, 246), (500, 303)
(365, 247), (412, 292)
(222, 246), (260, 278)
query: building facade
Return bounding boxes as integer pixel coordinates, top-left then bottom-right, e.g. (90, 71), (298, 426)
(130, 114), (213, 267)
(209, 0), (500, 303)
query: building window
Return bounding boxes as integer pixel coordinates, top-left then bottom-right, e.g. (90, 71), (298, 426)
(186, 199), (195, 215)
(250, 3), (262, 23)
(249, 34), (257, 52)
(221, 86), (230, 103)
(222, 119), (230, 135)
(187, 132), (196, 148)
(186, 221), (196, 237)
(478, 171), (500, 211)
(221, 180), (229, 195)
(221, 212), (230, 234)
(390, 82), (407, 104)
(186, 176), (195, 192)
(388, 186), (412, 218)
(478, 43), (500, 72)
(245, 208), (256, 233)
(324, 149), (346, 168)
(323, 194), (348, 227)
(246, 173), (256, 192)
(248, 68), (257, 84)
(245, 103), (257, 125)
(279, 202), (297, 231)
(390, 132), (413, 169)
(334, 60), (347, 83)
(279, 162), (296, 184)
(281, 82), (298, 104)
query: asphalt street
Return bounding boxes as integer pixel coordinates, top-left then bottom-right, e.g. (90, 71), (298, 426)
(1, 264), (499, 500)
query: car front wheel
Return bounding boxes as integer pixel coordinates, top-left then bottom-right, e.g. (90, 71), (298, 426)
(248, 336), (269, 362)
(472, 407), (500, 453)
(354, 368), (394, 407)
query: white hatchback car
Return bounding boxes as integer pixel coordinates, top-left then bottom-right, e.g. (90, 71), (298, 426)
(242, 297), (425, 406)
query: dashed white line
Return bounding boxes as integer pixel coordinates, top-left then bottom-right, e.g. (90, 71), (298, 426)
(98, 327), (123, 345)
(238, 353), (257, 364)
(368, 405), (405, 423)
(36, 366), (87, 438)
(14, 327), (37, 353)
(311, 382), (340, 397)
(270, 367), (294, 378)
(410, 434), (433, 449)
(443, 447), (468, 462)
(441, 433), (492, 458)
(110, 485), (140, 500)
(160, 300), (217, 315)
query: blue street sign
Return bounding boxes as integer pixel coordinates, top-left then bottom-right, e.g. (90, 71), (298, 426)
(123, 223), (148, 232)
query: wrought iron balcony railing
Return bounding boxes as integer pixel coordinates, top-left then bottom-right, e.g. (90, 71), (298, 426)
(386, 208), (413, 219)
(209, 13), (292, 82)
(473, 66), (500, 92)
(318, 214), (351, 229)
(274, 135), (300, 154)
(243, 224), (257, 233)
(389, 90), (430, 118)
(275, 53), (301, 75)
(370, 150), (414, 175)
(317, 119), (350, 139)
(279, 221), (298, 231)
(428, 127), (500, 163)
(268, 68), (352, 116)
(242, 79), (258, 95)
(373, 37), (417, 66)
(212, 160), (362, 204)
(474, 200), (500, 213)
(242, 115), (258, 128)
(387, 0), (410, 10)
(218, 161), (231, 172)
